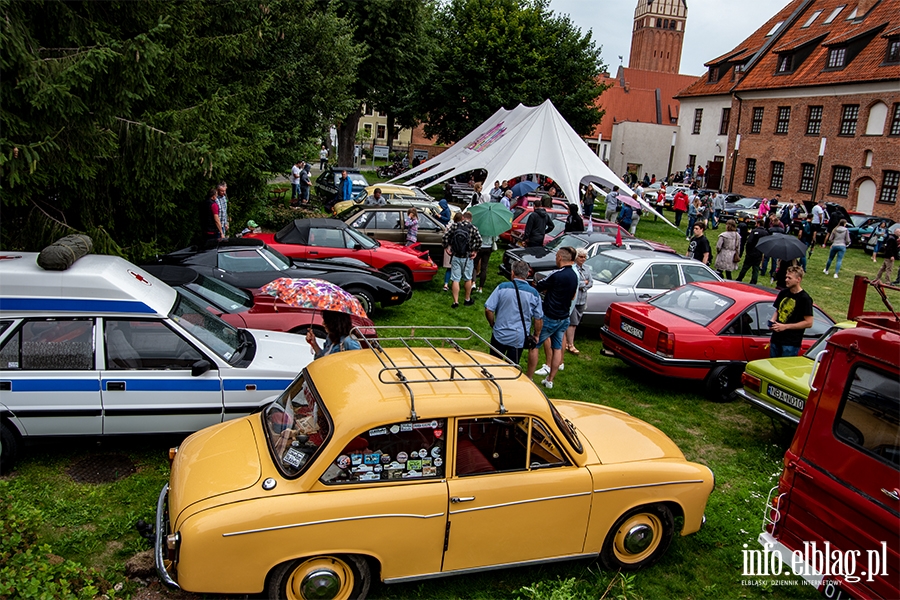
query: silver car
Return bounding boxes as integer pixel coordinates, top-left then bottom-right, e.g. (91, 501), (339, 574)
(581, 249), (722, 326)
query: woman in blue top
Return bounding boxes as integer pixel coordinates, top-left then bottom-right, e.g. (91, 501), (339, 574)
(305, 311), (361, 358)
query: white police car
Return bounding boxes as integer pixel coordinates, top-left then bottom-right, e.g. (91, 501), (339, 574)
(0, 252), (313, 471)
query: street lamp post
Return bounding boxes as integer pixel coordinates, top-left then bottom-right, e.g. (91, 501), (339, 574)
(596, 132), (602, 158)
(666, 131), (677, 182)
(809, 137), (827, 204)
(727, 134), (741, 193)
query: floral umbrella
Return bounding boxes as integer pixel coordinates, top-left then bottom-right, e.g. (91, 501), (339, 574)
(260, 278), (367, 318)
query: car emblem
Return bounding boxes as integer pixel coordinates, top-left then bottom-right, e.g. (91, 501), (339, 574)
(128, 270), (152, 286)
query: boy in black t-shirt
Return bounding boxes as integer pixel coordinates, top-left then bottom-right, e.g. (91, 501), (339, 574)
(769, 266), (814, 357)
(686, 222), (711, 265)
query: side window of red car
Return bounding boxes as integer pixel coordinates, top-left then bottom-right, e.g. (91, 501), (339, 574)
(320, 419), (447, 484)
(834, 365), (900, 469)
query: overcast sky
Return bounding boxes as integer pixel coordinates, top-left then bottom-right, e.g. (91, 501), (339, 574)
(550, 0), (791, 76)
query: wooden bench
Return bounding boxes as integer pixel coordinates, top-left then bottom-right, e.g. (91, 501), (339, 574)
(269, 187), (290, 207)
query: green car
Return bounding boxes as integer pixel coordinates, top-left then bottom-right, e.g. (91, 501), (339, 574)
(736, 322), (855, 425)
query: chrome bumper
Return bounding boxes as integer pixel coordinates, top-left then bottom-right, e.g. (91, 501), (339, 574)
(154, 483), (181, 590)
(734, 388), (800, 425)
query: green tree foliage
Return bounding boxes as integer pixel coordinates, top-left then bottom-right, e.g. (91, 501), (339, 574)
(333, 0), (436, 165)
(0, 0), (359, 260)
(422, 0), (607, 144)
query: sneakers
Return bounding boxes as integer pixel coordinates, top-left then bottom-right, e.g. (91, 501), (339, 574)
(541, 378), (554, 389)
(535, 364), (550, 376)
(476, 287), (483, 293)
(559, 362), (565, 371)
(442, 284), (449, 292)
(464, 298), (475, 306)
(823, 269), (829, 275)
(451, 302), (459, 309)
(834, 273), (839, 279)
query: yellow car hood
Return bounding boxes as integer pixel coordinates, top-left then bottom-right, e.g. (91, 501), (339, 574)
(554, 400), (685, 464)
(169, 417), (262, 524)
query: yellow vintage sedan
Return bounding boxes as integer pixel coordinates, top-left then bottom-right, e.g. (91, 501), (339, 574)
(155, 328), (714, 599)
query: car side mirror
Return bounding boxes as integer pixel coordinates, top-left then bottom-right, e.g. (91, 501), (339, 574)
(191, 359), (211, 377)
(353, 243), (362, 250)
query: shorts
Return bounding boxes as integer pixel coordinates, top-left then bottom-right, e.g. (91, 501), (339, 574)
(450, 256), (474, 282)
(569, 303), (585, 327)
(536, 317), (570, 350)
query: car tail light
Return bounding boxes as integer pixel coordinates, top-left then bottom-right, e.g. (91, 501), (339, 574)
(741, 371), (762, 393)
(656, 331), (675, 358)
(604, 310), (612, 329)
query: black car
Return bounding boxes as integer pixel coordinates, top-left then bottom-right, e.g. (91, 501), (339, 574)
(499, 232), (656, 281)
(151, 239), (410, 314)
(721, 197), (767, 221)
(314, 166), (369, 204)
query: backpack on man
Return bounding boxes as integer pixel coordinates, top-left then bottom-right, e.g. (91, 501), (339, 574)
(449, 222), (473, 257)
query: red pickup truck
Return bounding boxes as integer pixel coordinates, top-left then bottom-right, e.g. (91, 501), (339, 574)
(758, 276), (899, 599)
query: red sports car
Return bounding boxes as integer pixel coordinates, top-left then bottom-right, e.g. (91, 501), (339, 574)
(143, 264), (376, 338)
(600, 281), (835, 401)
(248, 218), (438, 285)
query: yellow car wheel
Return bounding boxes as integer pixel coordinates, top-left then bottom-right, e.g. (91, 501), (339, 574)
(268, 554), (370, 600)
(601, 504), (674, 571)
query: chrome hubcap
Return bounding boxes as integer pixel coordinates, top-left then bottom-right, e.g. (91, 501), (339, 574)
(300, 568), (340, 599)
(623, 524), (654, 554)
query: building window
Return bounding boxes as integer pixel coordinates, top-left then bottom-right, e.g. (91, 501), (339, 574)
(881, 171), (899, 204)
(751, 107), (764, 133)
(824, 6), (845, 24)
(888, 38), (900, 63)
(777, 54), (793, 73)
(692, 109), (703, 134)
(688, 155), (696, 167)
(807, 106), (823, 135)
(891, 104), (900, 136)
(719, 108), (731, 135)
(799, 164), (816, 192)
(801, 10), (823, 27)
(827, 47), (847, 68)
(770, 162), (785, 189)
(839, 104), (859, 136)
(745, 159), (757, 185)
(830, 166), (852, 197)
(364, 104), (374, 117)
(708, 67), (719, 83)
(775, 107), (791, 134)
(376, 124), (386, 139)
(362, 123), (373, 138)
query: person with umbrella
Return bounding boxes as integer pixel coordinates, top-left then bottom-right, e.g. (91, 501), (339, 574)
(468, 200), (514, 293)
(306, 311), (362, 358)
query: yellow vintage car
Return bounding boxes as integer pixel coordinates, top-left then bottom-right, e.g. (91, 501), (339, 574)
(155, 328), (714, 599)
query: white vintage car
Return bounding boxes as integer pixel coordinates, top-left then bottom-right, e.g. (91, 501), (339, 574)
(0, 252), (312, 471)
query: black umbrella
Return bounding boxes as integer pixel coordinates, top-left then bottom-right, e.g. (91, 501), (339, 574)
(755, 233), (807, 261)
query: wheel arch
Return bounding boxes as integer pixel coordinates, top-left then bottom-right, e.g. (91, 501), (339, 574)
(264, 551), (381, 596)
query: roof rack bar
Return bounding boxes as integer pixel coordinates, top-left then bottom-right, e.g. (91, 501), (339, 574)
(350, 326), (520, 421)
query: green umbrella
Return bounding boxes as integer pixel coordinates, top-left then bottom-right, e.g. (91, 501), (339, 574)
(467, 202), (514, 238)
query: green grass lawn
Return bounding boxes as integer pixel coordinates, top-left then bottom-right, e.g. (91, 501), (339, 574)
(5, 196), (894, 599)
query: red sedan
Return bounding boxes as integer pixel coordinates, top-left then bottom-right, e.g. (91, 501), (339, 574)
(248, 218), (438, 285)
(144, 264), (376, 338)
(600, 281), (835, 401)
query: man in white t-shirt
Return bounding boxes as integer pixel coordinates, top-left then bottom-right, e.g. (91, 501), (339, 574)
(290, 160), (303, 204)
(811, 199), (827, 248)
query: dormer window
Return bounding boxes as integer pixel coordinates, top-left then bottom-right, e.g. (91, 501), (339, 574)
(888, 37), (900, 64)
(827, 47), (847, 68)
(777, 54), (793, 73)
(708, 66), (720, 83)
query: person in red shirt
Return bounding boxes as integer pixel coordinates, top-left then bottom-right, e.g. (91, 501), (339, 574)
(673, 189), (689, 228)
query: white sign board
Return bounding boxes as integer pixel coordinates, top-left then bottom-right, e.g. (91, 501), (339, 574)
(374, 145), (390, 159)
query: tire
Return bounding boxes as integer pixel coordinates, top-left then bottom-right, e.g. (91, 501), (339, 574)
(705, 364), (742, 402)
(268, 554), (370, 600)
(0, 424), (19, 475)
(345, 288), (375, 316)
(600, 504), (674, 571)
(382, 265), (411, 287)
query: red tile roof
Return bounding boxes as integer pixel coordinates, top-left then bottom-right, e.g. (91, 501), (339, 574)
(588, 67), (698, 139)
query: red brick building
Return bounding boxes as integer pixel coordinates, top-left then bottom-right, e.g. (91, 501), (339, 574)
(685, 0), (899, 219)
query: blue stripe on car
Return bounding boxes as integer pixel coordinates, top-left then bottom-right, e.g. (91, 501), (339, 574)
(8, 380), (101, 392)
(223, 379), (294, 391)
(0, 298), (158, 314)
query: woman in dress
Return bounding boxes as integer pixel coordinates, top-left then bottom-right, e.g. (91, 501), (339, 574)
(714, 219), (741, 280)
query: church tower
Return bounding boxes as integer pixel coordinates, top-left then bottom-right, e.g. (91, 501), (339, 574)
(629, 0), (688, 74)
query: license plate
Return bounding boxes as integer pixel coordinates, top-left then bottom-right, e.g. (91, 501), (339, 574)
(766, 384), (805, 411)
(620, 319), (644, 341)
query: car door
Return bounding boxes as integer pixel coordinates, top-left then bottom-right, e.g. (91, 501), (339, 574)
(681, 263), (720, 284)
(315, 418), (449, 579)
(443, 416), (592, 572)
(372, 210), (405, 245)
(785, 361), (899, 599)
(633, 263), (680, 302)
(0, 318), (101, 436)
(732, 302), (833, 361)
(100, 318), (224, 434)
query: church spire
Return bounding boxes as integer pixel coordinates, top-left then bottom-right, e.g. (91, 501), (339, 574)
(629, 0), (688, 74)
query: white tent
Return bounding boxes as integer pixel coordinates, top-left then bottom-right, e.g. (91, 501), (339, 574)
(391, 99), (674, 227)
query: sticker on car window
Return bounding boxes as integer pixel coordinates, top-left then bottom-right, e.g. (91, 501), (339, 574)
(282, 447), (307, 468)
(714, 300), (728, 306)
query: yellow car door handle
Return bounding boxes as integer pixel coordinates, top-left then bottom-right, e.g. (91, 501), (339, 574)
(451, 496), (475, 503)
